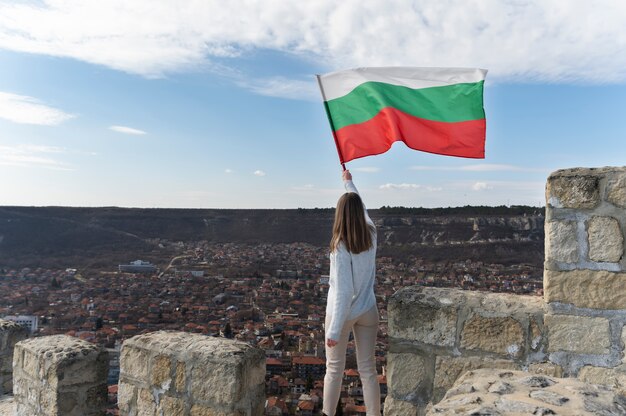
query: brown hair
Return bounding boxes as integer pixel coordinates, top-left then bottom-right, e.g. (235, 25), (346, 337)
(330, 192), (374, 254)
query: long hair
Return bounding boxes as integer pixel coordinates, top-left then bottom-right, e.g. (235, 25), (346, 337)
(330, 192), (373, 254)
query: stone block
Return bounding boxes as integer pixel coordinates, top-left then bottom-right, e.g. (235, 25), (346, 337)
(387, 353), (432, 402)
(530, 317), (544, 351)
(529, 362), (564, 378)
(622, 325), (626, 364)
(433, 356), (519, 403)
(137, 387), (157, 415)
(0, 319), (28, 396)
(117, 381), (137, 414)
(151, 354), (172, 387)
(388, 287), (458, 347)
(545, 314), (610, 354)
(428, 368), (625, 416)
(120, 345), (151, 382)
(606, 171), (626, 208)
(544, 269), (626, 309)
(157, 395), (186, 414)
(383, 395), (420, 416)
(189, 405), (247, 415)
(578, 365), (626, 388)
(546, 172), (599, 209)
(0, 319), (28, 350)
(175, 360), (186, 392)
(588, 216), (624, 262)
(13, 335), (108, 415)
(545, 220), (579, 263)
(460, 315), (524, 357)
(120, 330), (265, 415)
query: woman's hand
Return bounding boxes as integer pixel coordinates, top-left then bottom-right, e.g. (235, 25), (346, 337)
(342, 169), (352, 182)
(326, 338), (338, 348)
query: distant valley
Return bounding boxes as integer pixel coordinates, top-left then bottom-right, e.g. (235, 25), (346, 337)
(0, 205), (544, 270)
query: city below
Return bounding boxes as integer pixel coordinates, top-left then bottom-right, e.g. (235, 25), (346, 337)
(0, 206), (544, 415)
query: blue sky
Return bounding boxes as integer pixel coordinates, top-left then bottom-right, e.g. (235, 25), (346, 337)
(1, 1), (626, 208)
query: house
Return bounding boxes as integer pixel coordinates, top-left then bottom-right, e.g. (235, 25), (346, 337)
(292, 356), (325, 380)
(296, 400), (314, 416)
(265, 396), (288, 416)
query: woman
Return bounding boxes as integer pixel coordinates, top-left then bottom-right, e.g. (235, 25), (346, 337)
(323, 169), (380, 416)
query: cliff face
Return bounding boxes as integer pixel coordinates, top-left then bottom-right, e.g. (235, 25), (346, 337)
(0, 205), (544, 268)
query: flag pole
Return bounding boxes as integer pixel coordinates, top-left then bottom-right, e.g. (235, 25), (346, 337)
(316, 74), (346, 171)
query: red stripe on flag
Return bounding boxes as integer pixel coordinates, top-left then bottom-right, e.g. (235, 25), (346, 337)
(334, 107), (486, 163)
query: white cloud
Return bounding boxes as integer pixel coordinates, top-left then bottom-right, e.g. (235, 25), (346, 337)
(235, 77), (319, 101)
(109, 125), (147, 135)
(380, 183), (420, 190)
(472, 181), (492, 191)
(0, 1), (625, 84)
(224, 168), (233, 174)
(0, 144), (73, 170)
(0, 91), (75, 125)
(253, 170), (266, 176)
(352, 167), (381, 173)
(410, 164), (548, 172)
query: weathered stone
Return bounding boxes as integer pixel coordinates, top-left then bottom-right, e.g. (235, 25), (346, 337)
(529, 389), (570, 406)
(151, 354), (172, 387)
(578, 365), (626, 388)
(529, 362), (564, 378)
(383, 395), (420, 416)
(433, 356), (519, 403)
(120, 345), (150, 382)
(0, 395), (15, 415)
(622, 325), (626, 364)
(428, 368), (624, 416)
(530, 318), (543, 351)
(137, 387), (157, 415)
(547, 172), (599, 209)
(588, 216), (624, 262)
(487, 381), (514, 394)
(12, 335), (108, 415)
(120, 331), (265, 416)
(545, 220), (579, 263)
(175, 360), (186, 392)
(545, 314), (610, 354)
(0, 319), (28, 396)
(606, 172), (626, 208)
(387, 353), (431, 400)
(158, 396), (186, 414)
(460, 315), (524, 357)
(117, 381), (137, 413)
(189, 405), (244, 416)
(388, 287), (457, 347)
(544, 269), (626, 309)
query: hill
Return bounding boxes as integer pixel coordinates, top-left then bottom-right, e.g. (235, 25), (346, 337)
(0, 206), (544, 269)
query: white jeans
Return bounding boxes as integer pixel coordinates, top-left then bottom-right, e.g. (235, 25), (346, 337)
(323, 305), (380, 416)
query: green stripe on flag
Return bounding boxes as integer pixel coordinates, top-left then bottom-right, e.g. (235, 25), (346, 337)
(326, 81), (485, 131)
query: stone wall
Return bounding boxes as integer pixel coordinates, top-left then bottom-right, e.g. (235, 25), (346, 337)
(544, 167), (626, 381)
(384, 287), (548, 415)
(13, 335), (109, 415)
(0, 319), (28, 396)
(118, 330), (265, 416)
(4, 330), (265, 415)
(384, 166), (626, 415)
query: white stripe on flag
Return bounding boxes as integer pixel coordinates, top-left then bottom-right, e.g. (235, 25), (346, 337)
(317, 67), (487, 101)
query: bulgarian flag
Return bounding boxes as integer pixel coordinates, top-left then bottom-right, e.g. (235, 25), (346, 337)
(316, 67), (487, 165)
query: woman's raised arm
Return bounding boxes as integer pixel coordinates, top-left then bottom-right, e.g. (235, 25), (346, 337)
(342, 170), (375, 229)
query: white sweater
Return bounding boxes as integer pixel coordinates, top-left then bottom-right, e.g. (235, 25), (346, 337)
(325, 179), (377, 341)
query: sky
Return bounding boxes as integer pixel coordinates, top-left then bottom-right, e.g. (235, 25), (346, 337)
(1, 0), (626, 209)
